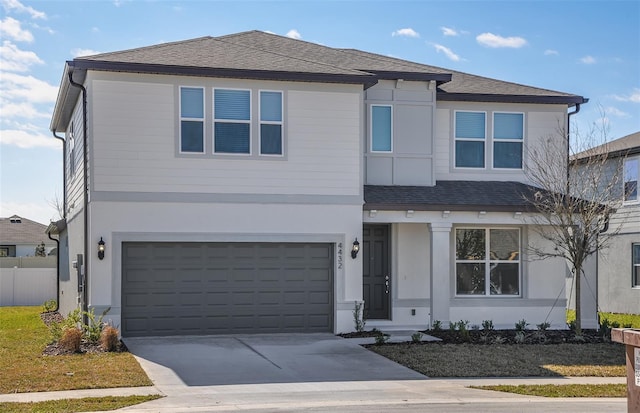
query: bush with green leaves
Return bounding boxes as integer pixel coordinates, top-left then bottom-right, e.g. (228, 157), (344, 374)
(411, 332), (423, 343)
(353, 301), (366, 333)
(42, 299), (57, 313)
(431, 320), (442, 331)
(515, 319), (529, 332)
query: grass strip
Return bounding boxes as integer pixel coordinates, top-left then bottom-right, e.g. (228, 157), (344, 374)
(471, 383), (626, 398)
(0, 307), (152, 394)
(0, 395), (162, 413)
(369, 343), (625, 377)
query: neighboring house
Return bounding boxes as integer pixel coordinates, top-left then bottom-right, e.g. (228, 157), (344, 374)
(0, 215), (55, 257)
(49, 31), (592, 337)
(572, 132), (640, 315)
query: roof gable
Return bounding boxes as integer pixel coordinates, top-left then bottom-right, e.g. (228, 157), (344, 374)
(0, 215), (49, 245)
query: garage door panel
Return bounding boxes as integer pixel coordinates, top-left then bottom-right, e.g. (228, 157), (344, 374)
(122, 242), (333, 337)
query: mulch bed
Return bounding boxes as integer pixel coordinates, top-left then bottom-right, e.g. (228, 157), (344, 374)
(421, 329), (606, 345)
(40, 311), (128, 356)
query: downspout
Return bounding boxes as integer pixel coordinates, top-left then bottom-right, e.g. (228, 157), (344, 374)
(67, 69), (89, 320)
(49, 131), (66, 313)
(566, 103), (581, 189)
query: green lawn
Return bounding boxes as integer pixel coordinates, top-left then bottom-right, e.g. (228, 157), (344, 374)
(567, 310), (640, 328)
(0, 306), (152, 394)
(471, 383), (626, 398)
(0, 395), (162, 413)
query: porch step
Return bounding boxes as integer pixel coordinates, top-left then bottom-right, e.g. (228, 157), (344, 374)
(344, 330), (441, 345)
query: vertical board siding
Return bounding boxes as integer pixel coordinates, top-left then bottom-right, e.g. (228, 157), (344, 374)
(90, 79), (361, 196)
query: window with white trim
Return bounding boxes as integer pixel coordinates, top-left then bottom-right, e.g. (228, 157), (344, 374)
(214, 88), (251, 154)
(179, 87), (205, 153)
(259, 90), (283, 155)
(455, 111), (486, 168)
(493, 112), (523, 169)
(624, 157), (638, 203)
(455, 228), (520, 296)
(371, 105), (392, 152)
(633, 243), (640, 287)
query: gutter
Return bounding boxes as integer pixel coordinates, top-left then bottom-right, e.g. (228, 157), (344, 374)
(48, 131), (66, 313)
(67, 69), (90, 321)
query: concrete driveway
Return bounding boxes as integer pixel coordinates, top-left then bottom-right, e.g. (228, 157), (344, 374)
(123, 333), (426, 387)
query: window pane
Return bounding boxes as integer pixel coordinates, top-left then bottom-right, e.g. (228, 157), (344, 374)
(260, 91), (282, 122)
(215, 89), (250, 120)
(181, 121), (204, 152)
(634, 266), (640, 287)
(456, 263), (486, 295)
(181, 88), (203, 118)
(260, 124), (282, 155)
(372, 106), (392, 151)
(624, 159), (638, 201)
(494, 113), (523, 140)
(490, 263), (519, 295)
(456, 112), (485, 139)
(456, 229), (485, 260)
(633, 244), (640, 265)
(215, 122), (250, 153)
(490, 229), (519, 260)
(494, 142), (522, 169)
(456, 141), (484, 168)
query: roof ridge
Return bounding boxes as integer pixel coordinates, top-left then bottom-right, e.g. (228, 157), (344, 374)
(211, 31), (373, 77)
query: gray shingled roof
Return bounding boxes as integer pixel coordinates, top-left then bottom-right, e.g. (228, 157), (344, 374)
(572, 131), (640, 161)
(364, 181), (543, 212)
(72, 30), (585, 104)
(0, 215), (51, 244)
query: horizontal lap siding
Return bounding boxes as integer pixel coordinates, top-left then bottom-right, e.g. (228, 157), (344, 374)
(91, 77), (361, 196)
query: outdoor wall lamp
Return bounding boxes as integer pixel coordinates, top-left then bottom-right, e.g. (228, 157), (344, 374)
(98, 237), (105, 260)
(351, 238), (360, 259)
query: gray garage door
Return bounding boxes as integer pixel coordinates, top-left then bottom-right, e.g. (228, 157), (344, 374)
(121, 242), (333, 337)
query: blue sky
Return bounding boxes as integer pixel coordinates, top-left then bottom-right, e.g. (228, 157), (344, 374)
(1, 0), (639, 224)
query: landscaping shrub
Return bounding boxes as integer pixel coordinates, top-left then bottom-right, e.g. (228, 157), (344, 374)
(100, 325), (120, 352)
(59, 328), (82, 353)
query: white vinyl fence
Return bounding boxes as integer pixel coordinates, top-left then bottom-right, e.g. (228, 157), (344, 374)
(0, 257), (56, 306)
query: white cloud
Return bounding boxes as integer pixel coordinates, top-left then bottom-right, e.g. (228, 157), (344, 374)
(433, 43), (461, 62)
(1, 71), (58, 103)
(604, 106), (630, 118)
(392, 28), (420, 38)
(0, 40), (43, 72)
(476, 32), (527, 48)
(71, 48), (101, 58)
(441, 27), (459, 37)
(1, 0), (46, 19)
(286, 29), (301, 40)
(580, 55), (596, 64)
(0, 99), (49, 119)
(544, 49), (559, 56)
(613, 87), (640, 103)
(0, 16), (33, 42)
(0, 128), (59, 149)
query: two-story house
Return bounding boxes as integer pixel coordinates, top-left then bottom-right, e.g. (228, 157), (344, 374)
(572, 132), (640, 315)
(49, 31), (591, 337)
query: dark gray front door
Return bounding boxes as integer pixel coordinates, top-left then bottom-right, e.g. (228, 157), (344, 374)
(121, 242), (333, 337)
(362, 225), (390, 319)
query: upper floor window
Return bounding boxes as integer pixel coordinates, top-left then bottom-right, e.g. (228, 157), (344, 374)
(68, 121), (76, 174)
(624, 157), (638, 203)
(259, 91), (283, 156)
(455, 228), (520, 296)
(371, 105), (392, 152)
(493, 112), (523, 169)
(455, 111), (486, 168)
(180, 87), (205, 153)
(633, 243), (640, 287)
(214, 88), (251, 154)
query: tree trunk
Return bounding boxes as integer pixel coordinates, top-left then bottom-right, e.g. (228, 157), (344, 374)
(574, 264), (582, 335)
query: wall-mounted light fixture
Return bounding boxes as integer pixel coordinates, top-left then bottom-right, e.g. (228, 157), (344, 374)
(98, 237), (105, 260)
(351, 238), (360, 259)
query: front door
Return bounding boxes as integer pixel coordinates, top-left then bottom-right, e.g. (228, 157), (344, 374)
(362, 224), (390, 319)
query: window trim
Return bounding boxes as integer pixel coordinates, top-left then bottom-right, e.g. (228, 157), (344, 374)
(454, 110), (487, 169)
(454, 227), (522, 297)
(178, 86), (206, 154)
(370, 104), (393, 153)
(633, 243), (640, 288)
(213, 87), (252, 156)
(623, 156), (639, 204)
(258, 89), (284, 157)
(492, 111), (524, 170)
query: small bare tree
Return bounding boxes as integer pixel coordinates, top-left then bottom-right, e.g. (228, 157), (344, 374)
(524, 121), (627, 334)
